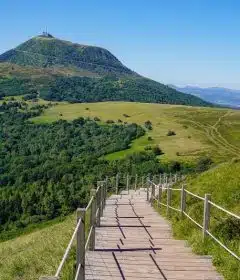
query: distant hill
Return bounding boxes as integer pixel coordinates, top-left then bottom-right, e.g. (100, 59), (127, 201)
(0, 34), (211, 106)
(169, 85), (240, 108)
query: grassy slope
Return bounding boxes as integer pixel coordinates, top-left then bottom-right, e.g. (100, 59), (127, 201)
(0, 210), (91, 280)
(32, 101), (240, 163)
(0, 215), (75, 280)
(156, 160), (240, 280)
(0, 62), (100, 79)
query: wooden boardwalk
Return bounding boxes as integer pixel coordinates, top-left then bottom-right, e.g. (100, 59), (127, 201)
(85, 189), (223, 280)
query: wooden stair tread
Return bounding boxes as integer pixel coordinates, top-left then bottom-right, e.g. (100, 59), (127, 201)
(85, 189), (223, 280)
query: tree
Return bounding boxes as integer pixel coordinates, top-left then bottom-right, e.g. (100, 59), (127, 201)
(152, 145), (163, 156)
(144, 120), (152, 130)
(167, 130), (176, 136)
(195, 157), (213, 172)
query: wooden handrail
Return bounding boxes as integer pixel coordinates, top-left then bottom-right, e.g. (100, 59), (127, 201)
(55, 217), (82, 277)
(85, 196), (94, 212)
(209, 200), (240, 220)
(148, 179), (240, 262)
(40, 173), (239, 280)
(40, 180), (107, 280)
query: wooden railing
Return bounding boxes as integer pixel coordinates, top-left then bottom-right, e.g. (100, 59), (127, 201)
(39, 180), (107, 280)
(39, 173), (178, 280)
(39, 172), (239, 279)
(147, 179), (240, 262)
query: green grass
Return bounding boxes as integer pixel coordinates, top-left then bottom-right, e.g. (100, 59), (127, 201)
(0, 215), (75, 280)
(0, 208), (92, 280)
(31, 101), (240, 163)
(155, 159), (240, 280)
(0, 216), (69, 242)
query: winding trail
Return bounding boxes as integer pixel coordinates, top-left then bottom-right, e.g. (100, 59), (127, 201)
(182, 111), (240, 157)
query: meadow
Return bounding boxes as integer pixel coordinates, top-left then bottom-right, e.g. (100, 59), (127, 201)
(32, 101), (240, 163)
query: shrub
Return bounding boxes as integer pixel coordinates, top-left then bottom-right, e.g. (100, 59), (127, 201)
(106, 120), (114, 124)
(144, 145), (152, 151)
(117, 119), (122, 123)
(85, 107), (89, 110)
(169, 161), (181, 172)
(123, 113), (130, 118)
(22, 93), (38, 101)
(214, 217), (240, 240)
(152, 145), (163, 156)
(195, 157), (213, 172)
(148, 136), (153, 141)
(144, 120), (152, 130)
(94, 117), (101, 121)
(167, 130), (176, 136)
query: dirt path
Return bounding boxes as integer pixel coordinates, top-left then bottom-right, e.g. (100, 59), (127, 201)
(182, 112), (240, 157)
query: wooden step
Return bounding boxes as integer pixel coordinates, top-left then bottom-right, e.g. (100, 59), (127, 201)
(85, 189), (223, 280)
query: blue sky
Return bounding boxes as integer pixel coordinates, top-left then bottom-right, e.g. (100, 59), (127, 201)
(1, 0), (240, 89)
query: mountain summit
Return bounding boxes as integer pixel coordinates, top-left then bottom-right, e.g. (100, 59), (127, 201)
(0, 35), (135, 76)
(0, 35), (211, 106)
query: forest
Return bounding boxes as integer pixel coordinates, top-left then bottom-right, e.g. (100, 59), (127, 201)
(0, 73), (211, 107)
(39, 75), (211, 106)
(0, 101), (185, 237)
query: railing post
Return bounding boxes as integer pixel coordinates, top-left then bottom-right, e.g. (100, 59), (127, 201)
(166, 184), (172, 216)
(89, 189), (96, 251)
(96, 184), (101, 227)
(158, 184), (162, 208)
(116, 173), (119, 194)
(100, 183), (104, 217)
(102, 179), (107, 212)
(154, 175), (157, 184)
(151, 183), (155, 206)
(104, 179), (107, 207)
(159, 174), (162, 185)
(203, 194), (211, 239)
(126, 173), (129, 194)
(134, 174), (138, 191)
(146, 175), (150, 201)
(104, 180), (107, 209)
(77, 208), (85, 280)
(180, 184), (186, 217)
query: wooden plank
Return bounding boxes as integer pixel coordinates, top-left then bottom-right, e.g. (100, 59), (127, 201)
(85, 189), (223, 280)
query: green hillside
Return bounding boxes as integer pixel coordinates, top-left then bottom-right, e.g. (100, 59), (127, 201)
(0, 35), (134, 76)
(0, 34), (211, 106)
(32, 101), (240, 163)
(159, 160), (240, 280)
(0, 215), (76, 280)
